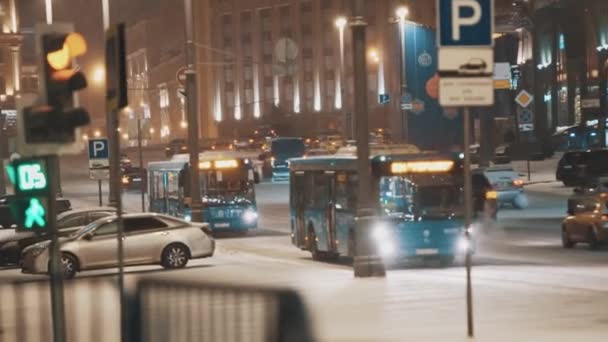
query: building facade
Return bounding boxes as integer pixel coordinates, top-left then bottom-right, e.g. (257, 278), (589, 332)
(0, 0), (23, 130)
(204, 0), (436, 139)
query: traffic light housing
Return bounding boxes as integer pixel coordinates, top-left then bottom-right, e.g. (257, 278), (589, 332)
(6, 157), (52, 232)
(21, 25), (90, 149)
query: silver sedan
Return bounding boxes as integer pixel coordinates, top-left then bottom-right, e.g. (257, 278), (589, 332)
(21, 213), (215, 278)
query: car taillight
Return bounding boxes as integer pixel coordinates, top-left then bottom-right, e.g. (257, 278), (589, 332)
(486, 191), (498, 200)
(200, 225), (212, 235)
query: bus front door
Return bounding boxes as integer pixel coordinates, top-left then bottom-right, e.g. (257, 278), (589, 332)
(325, 172), (338, 253)
(294, 172), (307, 248)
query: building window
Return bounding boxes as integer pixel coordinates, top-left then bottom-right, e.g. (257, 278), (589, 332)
(159, 85), (170, 141)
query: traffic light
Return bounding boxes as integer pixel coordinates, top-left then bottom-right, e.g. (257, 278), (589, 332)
(23, 26), (90, 146)
(6, 157), (52, 232)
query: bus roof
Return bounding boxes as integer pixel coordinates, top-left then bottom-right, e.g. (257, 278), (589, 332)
(335, 144), (421, 156)
(171, 150), (258, 162)
(290, 151), (454, 172)
(147, 159), (188, 172)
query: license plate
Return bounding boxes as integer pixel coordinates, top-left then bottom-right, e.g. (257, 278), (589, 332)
(214, 223), (230, 228)
(133, 178), (142, 182)
(416, 249), (439, 256)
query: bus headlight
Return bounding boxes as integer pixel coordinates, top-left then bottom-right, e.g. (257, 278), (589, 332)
(458, 236), (472, 253)
(243, 209), (258, 224)
(372, 223), (390, 241)
(184, 214), (192, 222)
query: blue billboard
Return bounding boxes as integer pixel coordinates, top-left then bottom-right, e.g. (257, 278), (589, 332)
(404, 24), (463, 150)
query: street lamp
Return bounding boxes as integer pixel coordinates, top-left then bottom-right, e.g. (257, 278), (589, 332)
(335, 16), (348, 136)
(395, 6), (409, 143)
(368, 48), (380, 64)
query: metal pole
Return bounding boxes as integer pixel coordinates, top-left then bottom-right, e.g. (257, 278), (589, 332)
(108, 107), (126, 341)
(0, 113), (6, 196)
(463, 107), (474, 338)
(47, 155), (67, 342)
(398, 20), (408, 143)
(98, 180), (102, 206)
(184, 0), (203, 222)
(351, 0), (385, 278)
(137, 117), (145, 212)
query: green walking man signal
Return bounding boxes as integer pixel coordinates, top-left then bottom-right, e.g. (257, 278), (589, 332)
(24, 198), (47, 229)
(6, 157), (53, 232)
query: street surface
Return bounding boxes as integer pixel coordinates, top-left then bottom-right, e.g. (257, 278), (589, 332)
(2, 151), (608, 341)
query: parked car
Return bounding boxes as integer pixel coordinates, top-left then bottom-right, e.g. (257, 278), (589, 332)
(21, 213), (214, 278)
(474, 166), (528, 209)
(0, 207), (117, 266)
(562, 194), (608, 249)
(557, 150), (608, 187)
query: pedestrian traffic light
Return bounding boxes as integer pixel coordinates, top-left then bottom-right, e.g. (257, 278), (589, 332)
(6, 157), (52, 232)
(22, 26), (90, 146)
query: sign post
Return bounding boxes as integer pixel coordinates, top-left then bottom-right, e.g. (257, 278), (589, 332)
(88, 138), (109, 206)
(437, 0), (495, 337)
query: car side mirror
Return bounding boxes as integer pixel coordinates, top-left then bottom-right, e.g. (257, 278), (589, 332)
(83, 233), (94, 241)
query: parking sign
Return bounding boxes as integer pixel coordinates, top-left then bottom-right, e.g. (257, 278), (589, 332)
(88, 138), (110, 180)
(438, 0), (494, 47)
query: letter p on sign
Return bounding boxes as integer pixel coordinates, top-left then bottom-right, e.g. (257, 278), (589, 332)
(452, 0), (481, 41)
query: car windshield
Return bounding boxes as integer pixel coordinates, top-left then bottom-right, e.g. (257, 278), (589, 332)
(417, 185), (463, 214)
(379, 177), (462, 217)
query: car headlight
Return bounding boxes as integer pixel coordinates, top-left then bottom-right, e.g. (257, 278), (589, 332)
(243, 209), (258, 224)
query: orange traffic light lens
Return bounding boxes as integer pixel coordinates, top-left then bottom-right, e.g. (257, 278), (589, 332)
(46, 33), (87, 70)
(47, 45), (70, 70)
(65, 32), (87, 57)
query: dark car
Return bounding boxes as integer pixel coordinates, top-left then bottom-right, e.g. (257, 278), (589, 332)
(0, 196), (71, 229)
(0, 207), (115, 265)
(122, 167), (147, 190)
(165, 139), (188, 158)
(472, 170), (499, 220)
(557, 150), (608, 187)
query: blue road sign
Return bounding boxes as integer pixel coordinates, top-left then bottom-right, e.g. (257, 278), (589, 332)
(88, 139), (109, 160)
(438, 0), (493, 47)
(378, 94), (390, 105)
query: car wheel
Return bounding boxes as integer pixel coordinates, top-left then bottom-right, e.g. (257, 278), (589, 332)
(60, 253), (78, 279)
(587, 227), (600, 250)
(161, 244), (190, 269)
(561, 228), (574, 248)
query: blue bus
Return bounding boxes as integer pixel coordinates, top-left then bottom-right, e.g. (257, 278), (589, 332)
(148, 151), (259, 232)
(269, 137), (305, 182)
(289, 147), (483, 265)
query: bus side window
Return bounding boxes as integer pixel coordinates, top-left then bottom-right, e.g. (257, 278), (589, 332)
(335, 173), (349, 210)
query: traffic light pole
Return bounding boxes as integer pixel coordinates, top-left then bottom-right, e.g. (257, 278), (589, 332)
(351, 0), (385, 278)
(184, 0), (203, 223)
(47, 155), (67, 342)
(463, 107), (474, 337)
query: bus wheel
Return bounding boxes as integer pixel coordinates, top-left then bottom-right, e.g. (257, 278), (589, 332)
(308, 228), (322, 261)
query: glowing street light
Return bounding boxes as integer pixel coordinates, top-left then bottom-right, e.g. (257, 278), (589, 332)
(335, 16), (347, 30)
(93, 129), (101, 138)
(92, 64), (105, 85)
(368, 48), (380, 64)
(396, 6), (409, 22)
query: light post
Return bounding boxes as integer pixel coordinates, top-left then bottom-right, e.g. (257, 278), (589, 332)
(395, 6), (409, 143)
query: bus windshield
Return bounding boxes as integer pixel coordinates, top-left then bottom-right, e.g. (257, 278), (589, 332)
(200, 169), (254, 204)
(379, 176), (462, 217)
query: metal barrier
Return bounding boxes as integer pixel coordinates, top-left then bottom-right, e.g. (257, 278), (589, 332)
(133, 278), (314, 342)
(0, 277), (314, 342)
(0, 278), (120, 342)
